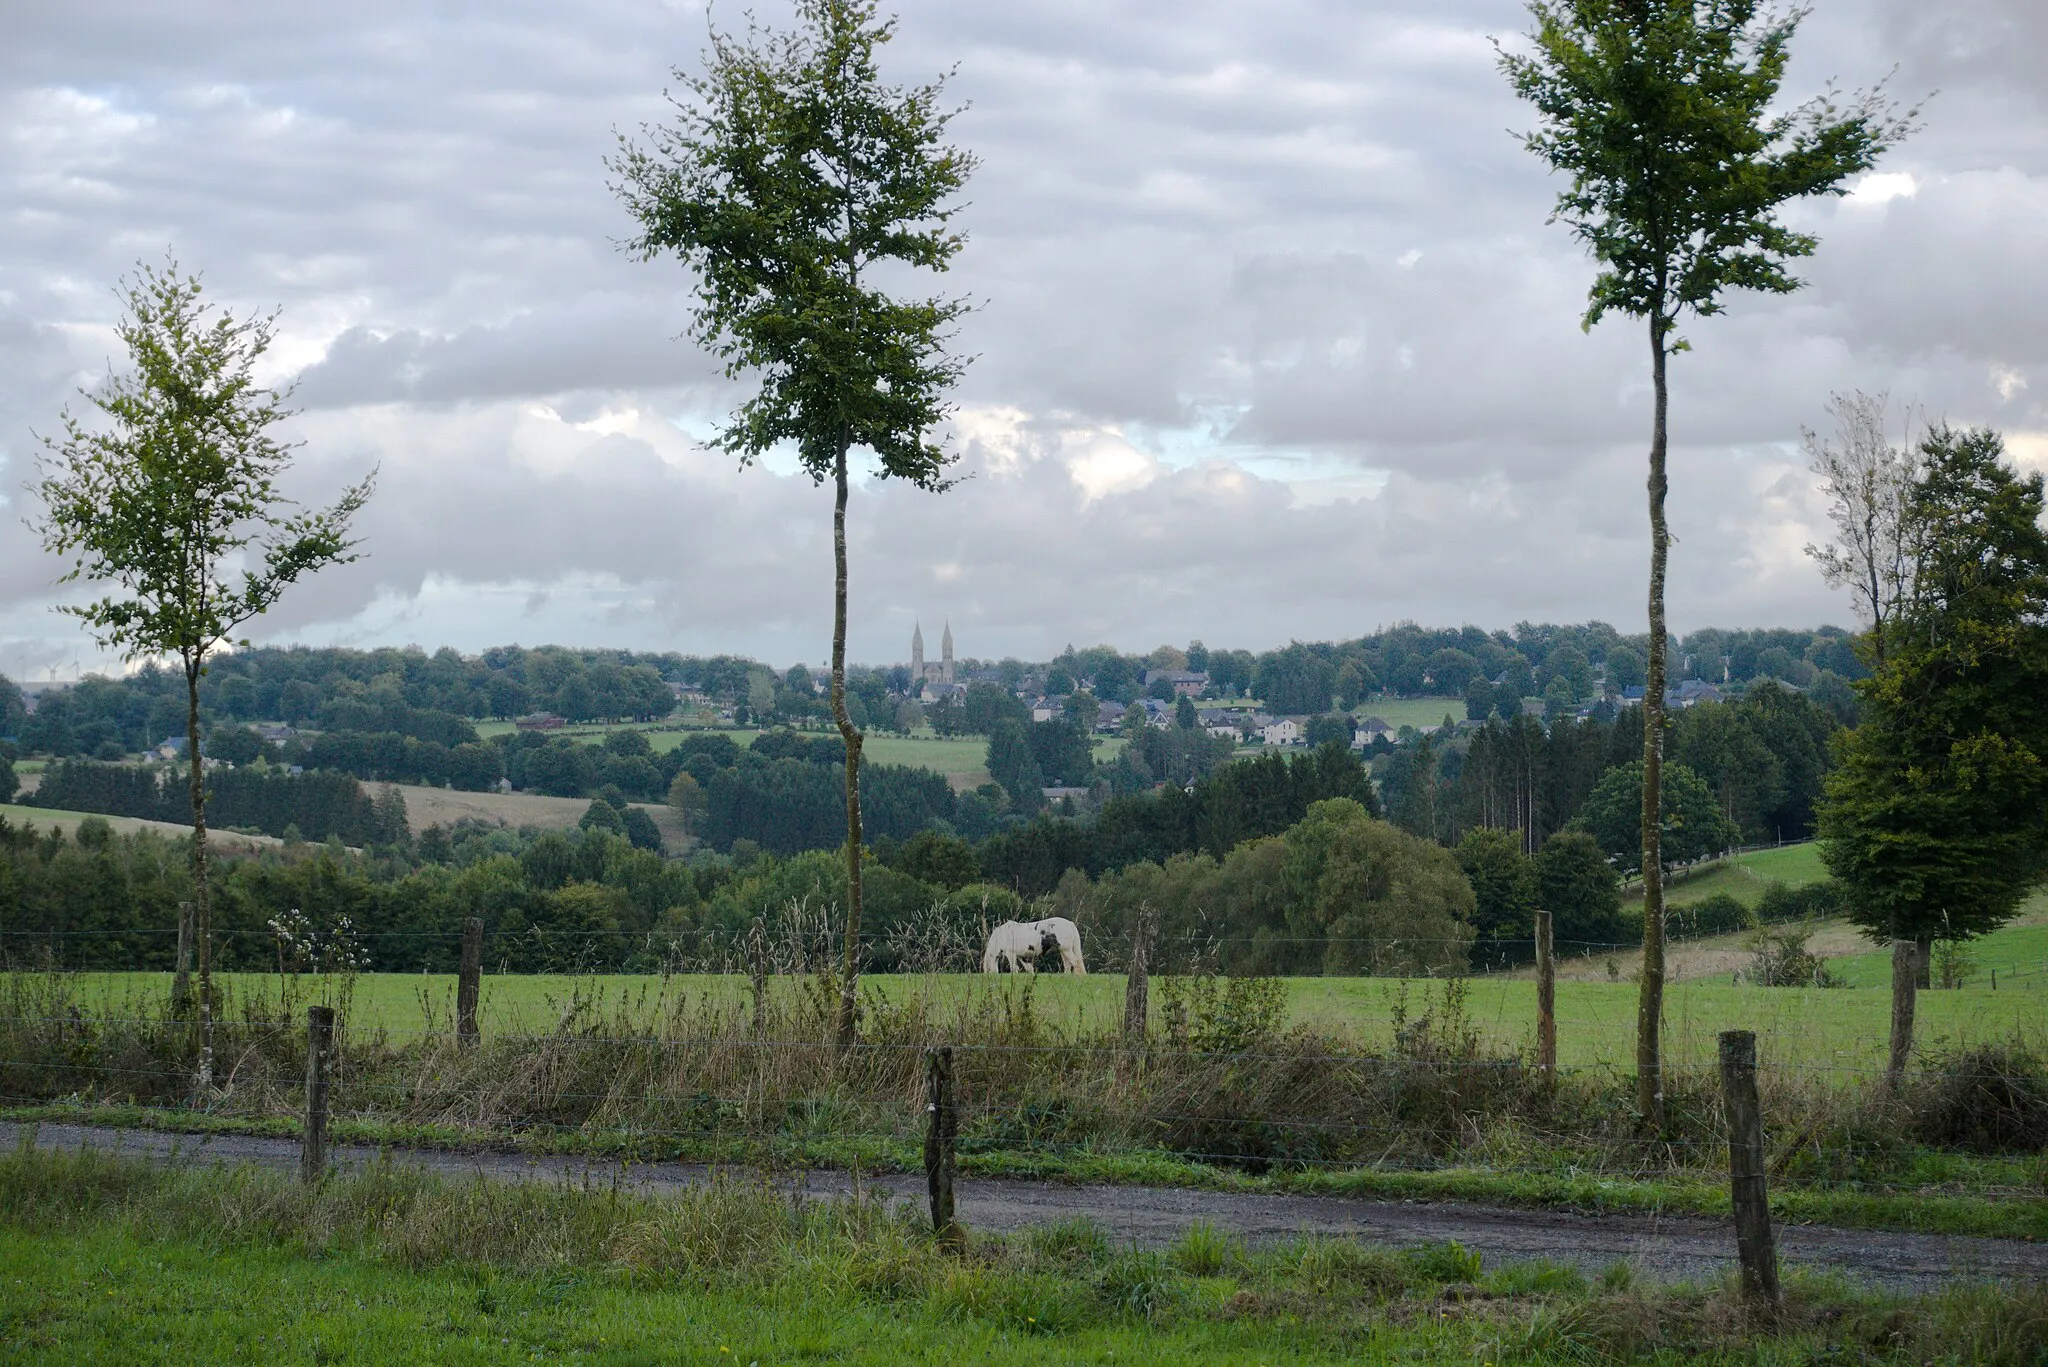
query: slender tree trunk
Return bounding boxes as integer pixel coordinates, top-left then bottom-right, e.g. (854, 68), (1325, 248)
(1636, 314), (1671, 1133)
(1886, 937), (1917, 1086)
(185, 656), (213, 1092)
(1913, 935), (1932, 991)
(830, 442), (866, 1051)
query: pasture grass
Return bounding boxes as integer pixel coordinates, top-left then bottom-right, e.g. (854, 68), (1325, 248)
(1650, 842), (1830, 908)
(3, 1146), (2045, 1366)
(1350, 697), (1469, 729)
(0, 802), (277, 848)
(12, 954), (2046, 1240)
(470, 723), (1121, 785)
(55, 963), (2044, 1075)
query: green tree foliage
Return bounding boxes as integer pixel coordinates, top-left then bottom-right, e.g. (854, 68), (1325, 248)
(1253, 645), (1336, 715)
(1100, 725), (1237, 794)
(1604, 644), (1646, 692)
(884, 829), (979, 892)
(1533, 829), (1628, 950)
(666, 771), (707, 837)
(1036, 801), (1472, 978)
(613, 0), (973, 1043)
(979, 744), (1379, 899)
(1458, 826), (1539, 969)
(1282, 799), (1474, 974)
(1575, 760), (1737, 873)
(29, 760), (382, 846)
(1501, 0), (1906, 1127)
(984, 718), (1044, 807)
(1819, 426), (2048, 1080)
(579, 800), (628, 836)
(1303, 713), (1353, 749)
(30, 261), (373, 1088)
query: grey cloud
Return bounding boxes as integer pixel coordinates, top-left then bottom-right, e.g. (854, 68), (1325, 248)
(2, 0), (2042, 666)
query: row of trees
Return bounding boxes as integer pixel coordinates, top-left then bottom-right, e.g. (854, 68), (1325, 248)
(27, 760), (407, 848)
(0, 606), (1873, 763)
(1383, 683), (1838, 858)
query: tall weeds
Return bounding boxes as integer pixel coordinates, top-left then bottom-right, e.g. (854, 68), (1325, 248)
(1, 966), (2038, 1187)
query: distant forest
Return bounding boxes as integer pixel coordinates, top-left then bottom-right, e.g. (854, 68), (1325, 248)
(0, 620), (1862, 753)
(0, 624), (1857, 906)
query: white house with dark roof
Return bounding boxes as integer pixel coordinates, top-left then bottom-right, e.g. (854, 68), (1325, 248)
(1259, 717), (1301, 746)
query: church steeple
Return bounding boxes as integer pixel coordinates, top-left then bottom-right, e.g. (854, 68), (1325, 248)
(941, 620), (954, 684)
(911, 621), (925, 679)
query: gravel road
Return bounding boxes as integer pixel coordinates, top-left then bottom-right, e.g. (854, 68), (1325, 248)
(6, 1120), (2042, 1293)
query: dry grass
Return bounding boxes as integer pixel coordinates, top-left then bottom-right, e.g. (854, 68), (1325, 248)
(7, 961), (2043, 1206)
(386, 783), (680, 846)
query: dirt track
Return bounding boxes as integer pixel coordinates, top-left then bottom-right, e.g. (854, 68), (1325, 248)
(5, 1121), (2043, 1293)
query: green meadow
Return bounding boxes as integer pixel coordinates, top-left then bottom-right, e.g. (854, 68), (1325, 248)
(1652, 841), (1830, 908)
(469, 724), (1122, 788)
(60, 957), (2043, 1078)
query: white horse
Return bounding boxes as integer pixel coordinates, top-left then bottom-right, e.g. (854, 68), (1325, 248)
(982, 917), (1087, 975)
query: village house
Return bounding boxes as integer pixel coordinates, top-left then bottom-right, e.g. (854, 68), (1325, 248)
(1259, 717), (1301, 746)
(1142, 668), (1210, 696)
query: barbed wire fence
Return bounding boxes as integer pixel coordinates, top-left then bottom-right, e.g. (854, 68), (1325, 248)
(4, 907), (2042, 1314)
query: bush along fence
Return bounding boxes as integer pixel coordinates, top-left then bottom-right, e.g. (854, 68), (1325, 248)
(2, 919), (2045, 1242)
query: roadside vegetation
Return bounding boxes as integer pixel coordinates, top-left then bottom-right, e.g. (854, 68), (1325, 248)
(6, 962), (2043, 1240)
(4, 1145), (2044, 1366)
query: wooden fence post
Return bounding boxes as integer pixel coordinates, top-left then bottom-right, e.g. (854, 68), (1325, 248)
(457, 918), (483, 1047)
(1534, 910), (1556, 1087)
(303, 1005), (335, 1185)
(749, 921), (769, 1035)
(171, 902), (194, 1016)
(1718, 1029), (1779, 1314)
(1123, 904), (1152, 1046)
(924, 1046), (959, 1245)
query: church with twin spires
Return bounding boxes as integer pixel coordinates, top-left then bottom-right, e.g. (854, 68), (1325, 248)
(910, 621), (956, 691)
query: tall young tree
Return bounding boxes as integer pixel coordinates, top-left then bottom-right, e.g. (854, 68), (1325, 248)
(33, 261), (373, 1089)
(1804, 390), (1919, 670)
(1500, 0), (1906, 1128)
(612, 0), (973, 1047)
(1818, 427), (2048, 1085)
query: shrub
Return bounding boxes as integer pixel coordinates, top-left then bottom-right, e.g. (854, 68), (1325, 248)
(1909, 1042), (2048, 1154)
(1745, 928), (1841, 988)
(1755, 878), (1846, 924)
(1671, 892), (1748, 938)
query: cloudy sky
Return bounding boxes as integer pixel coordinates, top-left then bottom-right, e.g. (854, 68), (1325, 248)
(3, 0), (2043, 674)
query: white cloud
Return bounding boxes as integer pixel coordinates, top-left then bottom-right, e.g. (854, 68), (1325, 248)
(2, 0), (2043, 671)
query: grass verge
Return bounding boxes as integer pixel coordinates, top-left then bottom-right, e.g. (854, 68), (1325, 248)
(2, 1144), (2044, 1366)
(6, 1103), (2042, 1241)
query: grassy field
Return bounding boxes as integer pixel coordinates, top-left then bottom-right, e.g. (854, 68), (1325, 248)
(62, 960), (2044, 1077)
(1352, 697), (1468, 730)
(1646, 841), (1829, 908)
(4, 1147), (2039, 1366)
(473, 724), (1122, 789)
(6, 1227), (1445, 1367)
(382, 783), (683, 847)
(0, 802), (278, 849)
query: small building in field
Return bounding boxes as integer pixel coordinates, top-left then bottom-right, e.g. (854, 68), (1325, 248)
(515, 712), (566, 731)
